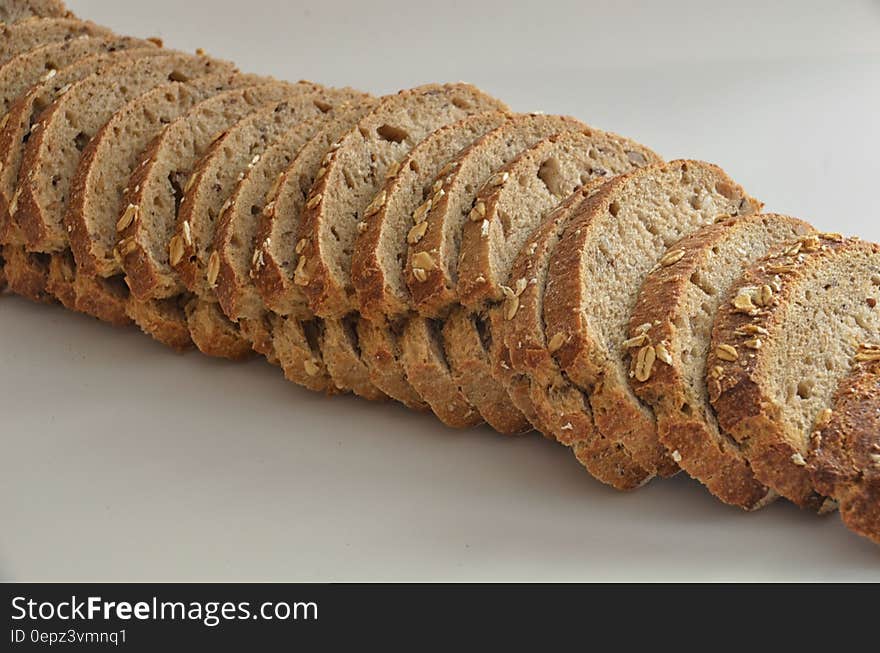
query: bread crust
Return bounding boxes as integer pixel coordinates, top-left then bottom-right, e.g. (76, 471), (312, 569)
(0, 1), (75, 23)
(1, 244), (53, 302)
(628, 214), (812, 509)
(708, 236), (875, 510)
(126, 296), (192, 352)
(809, 359), (880, 543)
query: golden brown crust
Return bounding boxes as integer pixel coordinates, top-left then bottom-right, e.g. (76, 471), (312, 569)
(126, 296), (193, 352)
(707, 235), (869, 510)
(2, 244), (53, 302)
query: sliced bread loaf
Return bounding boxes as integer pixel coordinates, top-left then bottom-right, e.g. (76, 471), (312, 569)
(351, 110), (509, 320)
(66, 71), (261, 278)
(0, 1), (74, 22)
(13, 51), (236, 253)
(442, 129), (660, 433)
(496, 182), (652, 489)
(406, 113), (587, 319)
(117, 81), (313, 302)
(251, 101), (377, 318)
(294, 83), (507, 319)
(544, 160), (760, 476)
(0, 17), (111, 65)
(628, 214), (813, 509)
(809, 358), (880, 544)
(214, 101), (371, 324)
(0, 47), (161, 245)
(708, 236), (880, 510)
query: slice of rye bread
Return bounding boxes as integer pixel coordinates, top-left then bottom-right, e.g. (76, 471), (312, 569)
(544, 160), (761, 476)
(497, 182), (653, 489)
(406, 113), (589, 319)
(67, 72), (263, 279)
(13, 52), (236, 254)
(349, 112), (509, 412)
(708, 235), (880, 511)
(0, 18), (111, 66)
(627, 214), (814, 509)
(215, 101), (372, 325)
(809, 358), (880, 544)
(294, 83), (507, 319)
(117, 82), (318, 350)
(0, 1), (74, 22)
(352, 111), (509, 320)
(252, 101), (378, 318)
(443, 130), (661, 434)
(0, 46), (161, 246)
(268, 313), (338, 393)
(171, 90), (368, 360)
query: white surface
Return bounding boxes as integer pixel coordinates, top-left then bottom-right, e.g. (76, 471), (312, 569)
(2, 0), (880, 581)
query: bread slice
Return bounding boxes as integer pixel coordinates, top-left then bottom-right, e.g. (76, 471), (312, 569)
(544, 160), (760, 476)
(399, 315), (483, 427)
(407, 113), (587, 319)
(1, 244), (53, 302)
(495, 183), (653, 488)
(118, 81), (312, 302)
(709, 236), (880, 510)
(0, 17), (111, 66)
(809, 358), (880, 544)
(13, 51), (235, 253)
(215, 101), (371, 325)
(0, 35), (153, 117)
(1, 1), (74, 22)
(443, 129), (661, 434)
(269, 314), (337, 394)
(0, 47), (161, 246)
(628, 214), (813, 509)
(252, 101), (377, 318)
(294, 83), (507, 319)
(67, 72), (261, 278)
(126, 296), (191, 351)
(352, 111), (509, 320)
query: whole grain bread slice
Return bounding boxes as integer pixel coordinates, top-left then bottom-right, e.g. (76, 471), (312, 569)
(809, 358), (880, 544)
(406, 113), (587, 319)
(118, 81), (313, 302)
(708, 236), (880, 510)
(0, 1), (73, 22)
(294, 83), (507, 319)
(628, 214), (813, 509)
(269, 314), (337, 393)
(544, 160), (760, 476)
(497, 182), (653, 489)
(0, 17), (111, 66)
(0, 46), (161, 245)
(67, 71), (262, 278)
(215, 101), (372, 325)
(13, 51), (235, 253)
(443, 129), (660, 434)
(0, 35), (154, 117)
(251, 101), (377, 318)
(351, 111), (509, 320)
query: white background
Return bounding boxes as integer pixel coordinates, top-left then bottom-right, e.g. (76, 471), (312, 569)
(2, 0), (879, 581)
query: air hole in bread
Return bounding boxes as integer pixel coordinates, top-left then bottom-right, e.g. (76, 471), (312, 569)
(680, 402), (693, 416)
(250, 205), (261, 216)
(537, 156), (565, 197)
(474, 314), (492, 352)
(465, 183), (474, 194)
(330, 226), (340, 242)
(230, 234), (241, 248)
(50, 175), (61, 187)
(376, 124), (408, 144)
(303, 319), (323, 354)
(74, 132), (89, 151)
(609, 201), (620, 217)
(168, 172), (186, 214)
(341, 315), (363, 356)
(167, 70), (191, 83)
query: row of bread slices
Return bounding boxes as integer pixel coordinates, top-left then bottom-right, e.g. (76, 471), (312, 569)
(1, 5), (878, 545)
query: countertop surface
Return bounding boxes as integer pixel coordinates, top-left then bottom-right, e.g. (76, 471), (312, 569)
(2, 0), (879, 581)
